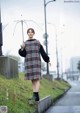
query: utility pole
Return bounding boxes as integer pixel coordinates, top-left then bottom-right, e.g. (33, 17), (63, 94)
(44, 0), (56, 75)
(48, 23), (60, 79)
(55, 34), (59, 79)
(0, 5), (3, 56)
(44, 0), (49, 75)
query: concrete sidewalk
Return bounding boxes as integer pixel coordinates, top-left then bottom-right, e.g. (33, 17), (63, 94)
(45, 81), (80, 113)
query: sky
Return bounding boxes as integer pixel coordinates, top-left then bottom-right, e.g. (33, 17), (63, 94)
(0, 0), (80, 73)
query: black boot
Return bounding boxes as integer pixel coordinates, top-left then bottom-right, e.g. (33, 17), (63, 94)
(33, 92), (40, 101)
(28, 92), (40, 105)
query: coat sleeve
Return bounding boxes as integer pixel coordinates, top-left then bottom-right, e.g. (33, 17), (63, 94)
(18, 48), (26, 57)
(39, 44), (50, 63)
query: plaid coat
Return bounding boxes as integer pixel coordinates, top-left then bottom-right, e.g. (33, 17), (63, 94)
(24, 39), (41, 80)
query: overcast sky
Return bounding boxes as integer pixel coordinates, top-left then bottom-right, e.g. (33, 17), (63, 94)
(1, 0), (80, 73)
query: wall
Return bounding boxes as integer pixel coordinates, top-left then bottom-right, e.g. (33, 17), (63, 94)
(0, 56), (18, 78)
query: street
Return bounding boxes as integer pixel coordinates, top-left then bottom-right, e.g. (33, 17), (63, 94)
(45, 80), (80, 113)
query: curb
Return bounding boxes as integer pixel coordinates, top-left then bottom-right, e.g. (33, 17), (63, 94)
(52, 86), (71, 106)
(37, 96), (51, 113)
(36, 86), (71, 113)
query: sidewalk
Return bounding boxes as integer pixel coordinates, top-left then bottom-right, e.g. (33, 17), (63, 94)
(45, 81), (80, 113)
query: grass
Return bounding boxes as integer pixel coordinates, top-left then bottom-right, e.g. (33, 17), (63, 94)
(0, 73), (71, 113)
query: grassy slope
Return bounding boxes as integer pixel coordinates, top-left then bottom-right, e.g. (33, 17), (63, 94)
(0, 73), (70, 113)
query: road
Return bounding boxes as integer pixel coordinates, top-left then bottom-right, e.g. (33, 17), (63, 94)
(45, 80), (80, 113)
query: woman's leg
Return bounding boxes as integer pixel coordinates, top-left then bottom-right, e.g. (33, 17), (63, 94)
(31, 79), (40, 101)
(32, 79), (40, 92)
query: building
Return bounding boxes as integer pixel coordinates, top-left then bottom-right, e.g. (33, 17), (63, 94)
(65, 57), (80, 80)
(70, 57), (80, 72)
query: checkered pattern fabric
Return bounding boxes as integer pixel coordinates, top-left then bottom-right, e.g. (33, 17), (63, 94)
(24, 39), (41, 80)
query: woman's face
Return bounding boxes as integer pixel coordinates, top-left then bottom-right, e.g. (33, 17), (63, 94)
(27, 30), (34, 38)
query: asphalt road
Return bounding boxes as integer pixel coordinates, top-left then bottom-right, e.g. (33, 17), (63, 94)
(45, 80), (80, 113)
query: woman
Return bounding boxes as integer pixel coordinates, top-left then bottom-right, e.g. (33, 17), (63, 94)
(19, 28), (51, 103)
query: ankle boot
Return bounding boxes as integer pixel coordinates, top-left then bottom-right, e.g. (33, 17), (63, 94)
(33, 92), (40, 101)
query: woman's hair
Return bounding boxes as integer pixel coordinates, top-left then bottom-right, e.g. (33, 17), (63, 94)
(27, 28), (35, 34)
